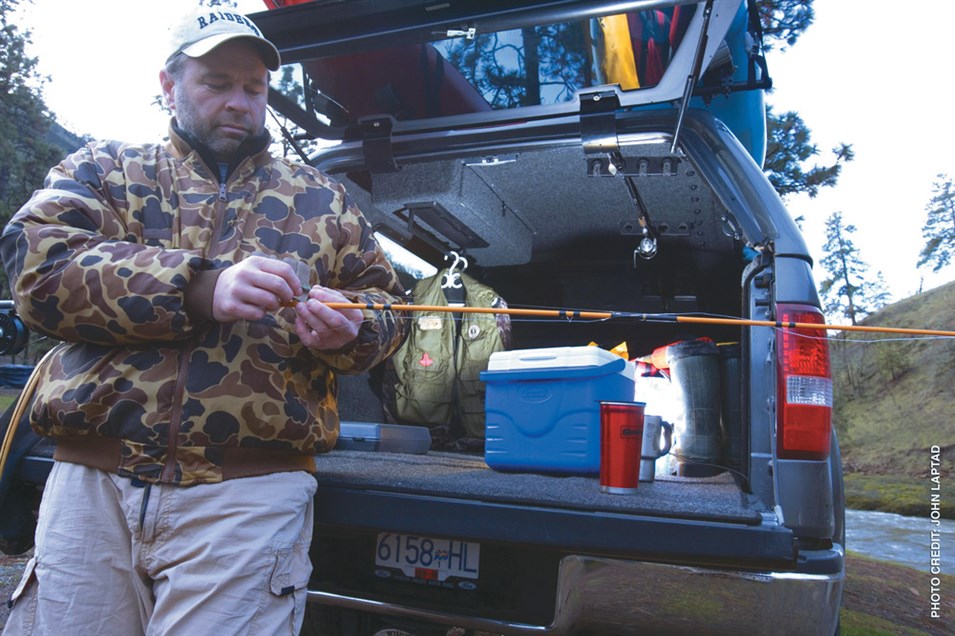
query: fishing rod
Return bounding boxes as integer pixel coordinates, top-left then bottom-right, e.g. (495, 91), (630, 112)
(316, 301), (955, 338)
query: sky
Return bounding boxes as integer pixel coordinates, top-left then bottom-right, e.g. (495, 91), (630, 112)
(14, 0), (264, 142)
(12, 0), (955, 302)
(763, 1), (955, 299)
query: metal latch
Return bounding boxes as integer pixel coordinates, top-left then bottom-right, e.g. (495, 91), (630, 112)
(580, 90), (621, 176)
(359, 116), (398, 173)
(580, 90), (680, 178)
(445, 27), (476, 39)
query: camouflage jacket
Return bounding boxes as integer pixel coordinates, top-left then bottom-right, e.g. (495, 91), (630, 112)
(0, 127), (407, 486)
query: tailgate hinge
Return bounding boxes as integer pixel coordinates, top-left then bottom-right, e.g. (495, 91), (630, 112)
(359, 116), (398, 173)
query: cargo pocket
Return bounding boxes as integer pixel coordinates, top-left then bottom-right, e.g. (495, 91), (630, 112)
(5, 556), (38, 631)
(267, 543), (312, 633)
(394, 351), (453, 425)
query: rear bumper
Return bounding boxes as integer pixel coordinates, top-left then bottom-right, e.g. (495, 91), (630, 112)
(309, 547), (845, 635)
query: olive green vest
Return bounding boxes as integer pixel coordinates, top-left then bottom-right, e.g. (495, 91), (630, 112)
(392, 270), (507, 438)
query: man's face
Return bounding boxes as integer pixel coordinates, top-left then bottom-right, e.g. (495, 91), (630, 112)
(161, 39), (269, 162)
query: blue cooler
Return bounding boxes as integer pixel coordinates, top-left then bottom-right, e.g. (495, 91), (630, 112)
(480, 347), (635, 474)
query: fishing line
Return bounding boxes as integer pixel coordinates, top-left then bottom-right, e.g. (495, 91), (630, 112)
(825, 333), (955, 344)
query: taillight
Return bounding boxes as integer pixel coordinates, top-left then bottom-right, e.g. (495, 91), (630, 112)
(776, 303), (832, 460)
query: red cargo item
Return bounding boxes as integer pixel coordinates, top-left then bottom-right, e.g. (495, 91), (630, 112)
(262, 0), (314, 9)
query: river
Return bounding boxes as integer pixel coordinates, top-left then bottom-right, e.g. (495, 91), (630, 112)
(845, 508), (953, 572)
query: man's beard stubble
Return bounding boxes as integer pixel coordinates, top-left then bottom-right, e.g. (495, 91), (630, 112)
(173, 88), (257, 162)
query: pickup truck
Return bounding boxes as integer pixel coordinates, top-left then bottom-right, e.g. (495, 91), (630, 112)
(0, 1), (845, 634)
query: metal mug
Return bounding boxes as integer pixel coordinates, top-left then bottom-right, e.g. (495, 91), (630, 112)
(640, 414), (673, 482)
(599, 401), (645, 494)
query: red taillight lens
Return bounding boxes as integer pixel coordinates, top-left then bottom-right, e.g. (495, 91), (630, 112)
(776, 304), (832, 460)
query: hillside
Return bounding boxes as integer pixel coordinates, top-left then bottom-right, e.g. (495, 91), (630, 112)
(831, 279), (955, 479)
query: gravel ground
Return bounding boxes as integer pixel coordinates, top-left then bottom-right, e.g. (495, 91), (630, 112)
(0, 550), (31, 630)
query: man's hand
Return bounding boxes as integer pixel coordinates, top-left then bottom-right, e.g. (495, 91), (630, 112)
(212, 255), (304, 322)
(293, 286), (363, 351)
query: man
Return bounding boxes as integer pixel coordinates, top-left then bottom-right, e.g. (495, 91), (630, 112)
(1, 9), (407, 635)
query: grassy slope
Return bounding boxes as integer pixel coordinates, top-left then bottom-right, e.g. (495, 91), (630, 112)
(831, 280), (955, 481)
(841, 551), (954, 636)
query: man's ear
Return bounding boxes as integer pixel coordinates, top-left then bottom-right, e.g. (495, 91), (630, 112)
(160, 69), (175, 112)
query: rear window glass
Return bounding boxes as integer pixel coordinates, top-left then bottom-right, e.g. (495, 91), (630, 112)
(273, 4), (696, 125)
(436, 6), (694, 109)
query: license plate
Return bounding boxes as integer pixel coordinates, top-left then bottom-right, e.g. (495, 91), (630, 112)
(375, 532), (480, 584)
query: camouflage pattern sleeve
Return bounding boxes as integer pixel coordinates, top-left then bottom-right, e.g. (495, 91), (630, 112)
(0, 143), (209, 345)
(312, 187), (409, 374)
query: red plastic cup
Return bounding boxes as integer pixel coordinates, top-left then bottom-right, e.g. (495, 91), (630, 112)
(599, 401), (646, 494)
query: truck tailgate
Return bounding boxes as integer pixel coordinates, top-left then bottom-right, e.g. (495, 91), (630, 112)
(313, 450), (795, 568)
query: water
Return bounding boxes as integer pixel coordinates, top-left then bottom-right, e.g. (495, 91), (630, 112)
(845, 508), (954, 572)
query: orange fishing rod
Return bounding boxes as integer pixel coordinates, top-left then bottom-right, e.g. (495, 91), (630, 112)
(319, 302), (955, 338)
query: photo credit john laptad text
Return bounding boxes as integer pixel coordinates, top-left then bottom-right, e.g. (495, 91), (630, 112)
(929, 445), (944, 620)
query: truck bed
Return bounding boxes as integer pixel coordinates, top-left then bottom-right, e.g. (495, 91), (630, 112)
(20, 439), (766, 526)
(14, 434), (795, 568)
(316, 449), (764, 525)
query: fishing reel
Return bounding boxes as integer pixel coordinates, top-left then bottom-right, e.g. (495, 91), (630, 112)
(0, 300), (28, 356)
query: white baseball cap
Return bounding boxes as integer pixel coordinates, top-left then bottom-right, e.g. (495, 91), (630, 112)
(167, 9), (281, 71)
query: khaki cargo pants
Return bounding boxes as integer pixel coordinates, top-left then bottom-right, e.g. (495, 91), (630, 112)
(3, 461), (316, 635)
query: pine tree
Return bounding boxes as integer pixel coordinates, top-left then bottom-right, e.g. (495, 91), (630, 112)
(764, 105), (854, 199)
(916, 173), (955, 274)
(0, 0), (64, 299)
(752, 0), (815, 50)
(819, 211), (888, 325)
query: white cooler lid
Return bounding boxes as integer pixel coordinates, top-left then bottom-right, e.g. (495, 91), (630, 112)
(487, 346), (634, 378)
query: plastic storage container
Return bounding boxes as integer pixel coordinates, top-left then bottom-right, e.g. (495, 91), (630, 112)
(480, 347), (635, 474)
(335, 422), (432, 454)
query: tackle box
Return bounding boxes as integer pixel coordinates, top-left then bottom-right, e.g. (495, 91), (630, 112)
(335, 422), (432, 454)
(480, 346), (636, 474)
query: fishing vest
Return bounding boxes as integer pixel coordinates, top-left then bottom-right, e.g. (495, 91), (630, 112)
(392, 270), (509, 439)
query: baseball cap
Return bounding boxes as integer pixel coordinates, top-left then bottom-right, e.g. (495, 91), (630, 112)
(167, 9), (281, 71)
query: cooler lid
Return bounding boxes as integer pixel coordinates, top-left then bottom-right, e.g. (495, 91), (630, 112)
(486, 346), (626, 372)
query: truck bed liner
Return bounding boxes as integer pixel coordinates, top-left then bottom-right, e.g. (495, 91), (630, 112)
(15, 443), (794, 568)
(315, 449), (766, 525)
(21, 442), (765, 525)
